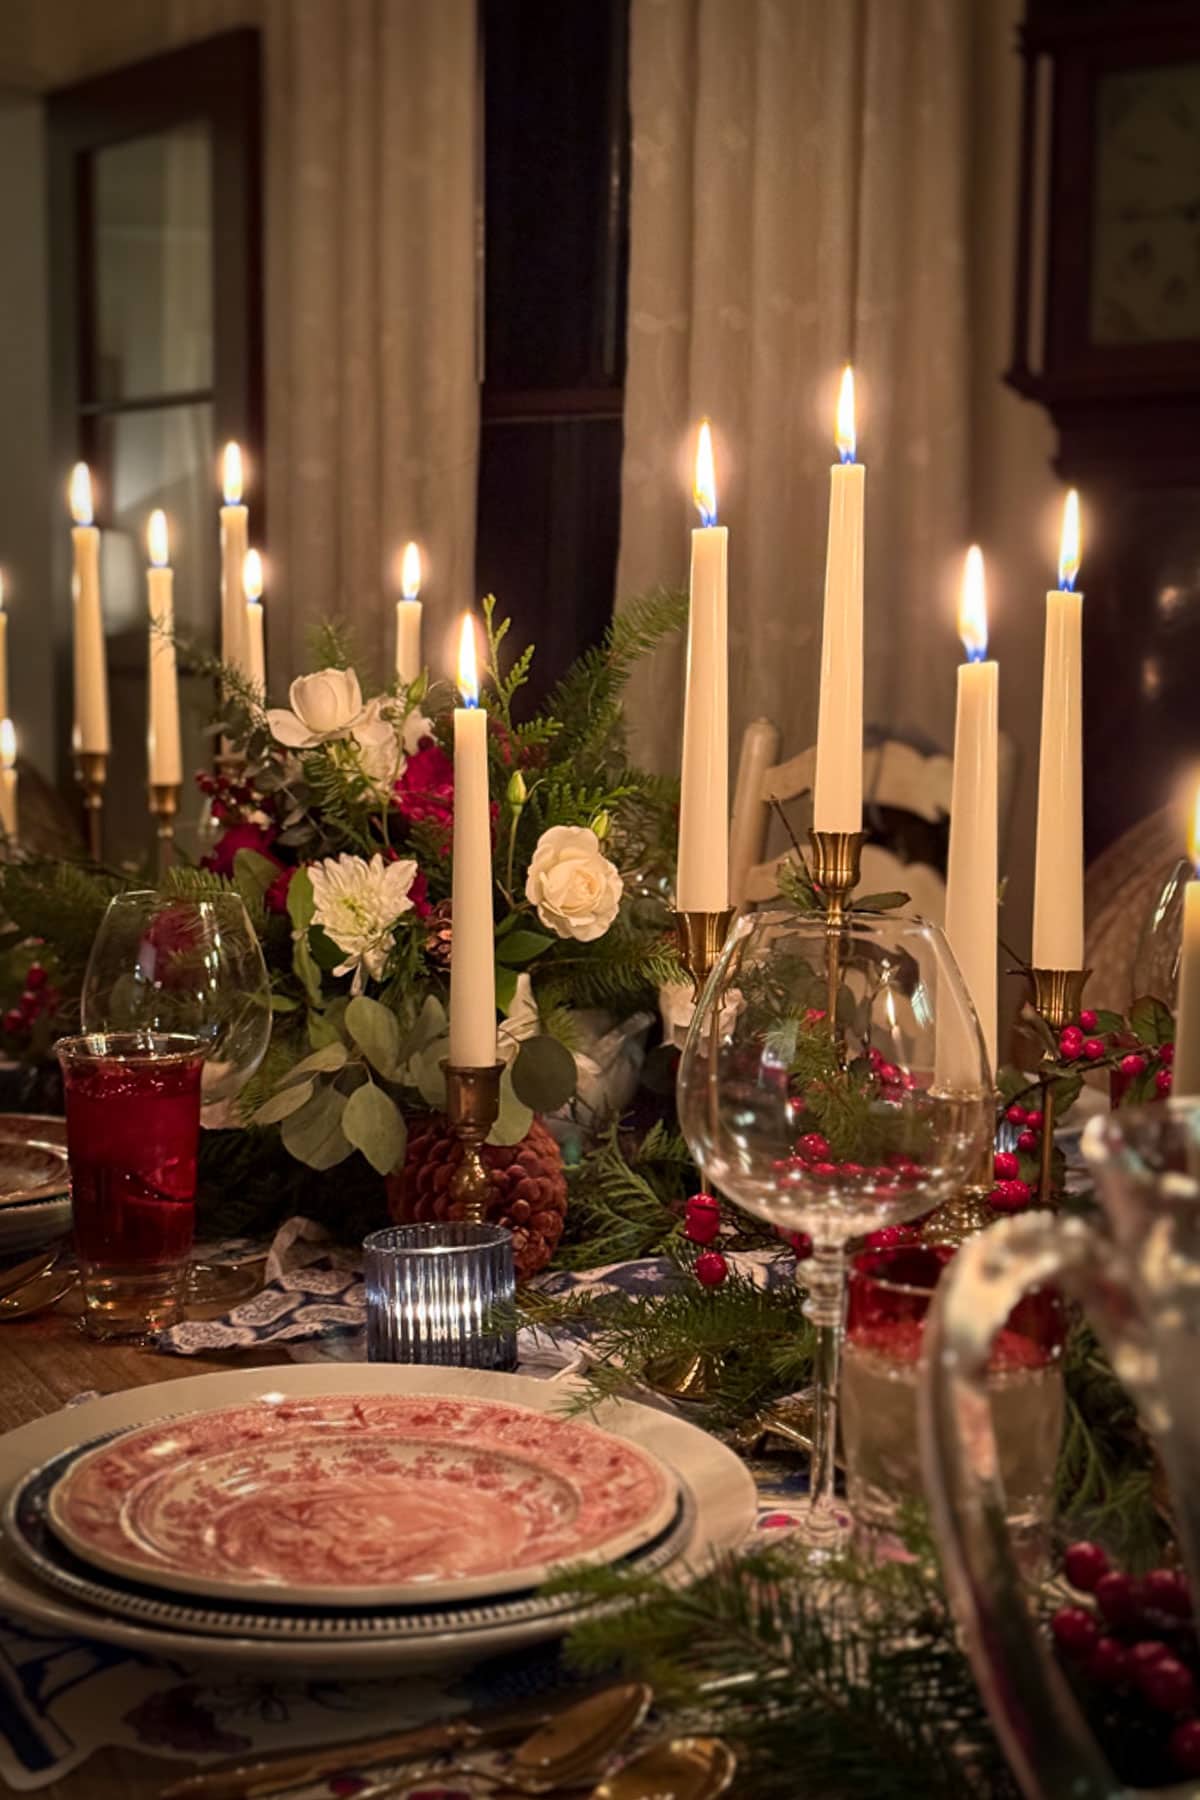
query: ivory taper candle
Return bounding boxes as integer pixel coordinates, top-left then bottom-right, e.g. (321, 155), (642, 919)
(243, 549), (265, 694)
(220, 442), (249, 677)
(146, 510), (182, 786)
(1032, 491), (1084, 971)
(0, 573), (9, 726)
(813, 368), (865, 834)
(449, 614), (497, 1066)
(396, 541), (423, 686)
(677, 419), (729, 910)
(1174, 790), (1200, 1097)
(938, 547), (999, 1083)
(69, 463), (110, 755)
(0, 720), (17, 842)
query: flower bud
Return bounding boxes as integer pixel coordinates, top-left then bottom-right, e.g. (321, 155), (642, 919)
(507, 770), (527, 807)
(590, 810), (610, 841)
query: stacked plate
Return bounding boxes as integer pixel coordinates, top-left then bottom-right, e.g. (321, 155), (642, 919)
(0, 1115), (70, 1255)
(0, 1365), (757, 1672)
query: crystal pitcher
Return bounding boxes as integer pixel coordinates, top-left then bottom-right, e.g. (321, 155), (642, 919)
(919, 1101), (1200, 1800)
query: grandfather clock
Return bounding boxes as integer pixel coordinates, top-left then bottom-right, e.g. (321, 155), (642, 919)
(1010, 0), (1200, 858)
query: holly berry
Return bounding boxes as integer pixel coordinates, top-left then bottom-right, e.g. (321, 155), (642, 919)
(1083, 1037), (1106, 1061)
(1089, 1637), (1132, 1688)
(1138, 1654), (1196, 1715)
(1157, 1068), (1174, 1097)
(694, 1251), (728, 1288)
(1079, 1009), (1098, 1032)
(1129, 1639), (1172, 1671)
(1095, 1570), (1142, 1627)
(1, 1008), (23, 1035)
(839, 1162), (866, 1178)
(1142, 1568), (1192, 1619)
(993, 1150), (1020, 1181)
(1063, 1541), (1109, 1592)
(1017, 1129), (1039, 1153)
(785, 1232), (813, 1260)
(795, 1132), (831, 1162)
(1005, 1103), (1027, 1125)
(803, 1007), (827, 1025)
(866, 1224), (919, 1249)
(1171, 1720), (1200, 1776)
(1024, 1109), (1044, 1132)
(685, 1194), (721, 1246)
(18, 990), (40, 1019)
(1159, 1043), (1175, 1066)
(1059, 1026), (1086, 1059)
(23, 964), (46, 991)
(988, 1178), (1033, 1213)
(810, 1161), (839, 1178)
(1120, 1053), (1148, 1077)
(1051, 1607), (1100, 1657)
(878, 1062), (901, 1085)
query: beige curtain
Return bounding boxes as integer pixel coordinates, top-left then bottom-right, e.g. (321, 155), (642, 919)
(617, 0), (970, 776)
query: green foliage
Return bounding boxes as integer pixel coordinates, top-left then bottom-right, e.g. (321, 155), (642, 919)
(540, 926), (684, 1011)
(544, 585), (687, 774)
(1058, 1322), (1164, 1567)
(556, 1121), (691, 1270)
(0, 859), (120, 978)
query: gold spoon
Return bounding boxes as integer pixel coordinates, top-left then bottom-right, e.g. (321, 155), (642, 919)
(0, 1266), (76, 1320)
(346, 1684), (653, 1800)
(591, 1737), (737, 1800)
(0, 1242), (65, 1298)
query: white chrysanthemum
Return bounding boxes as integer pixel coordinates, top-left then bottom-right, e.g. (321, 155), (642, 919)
(308, 852), (419, 992)
(524, 826), (622, 942)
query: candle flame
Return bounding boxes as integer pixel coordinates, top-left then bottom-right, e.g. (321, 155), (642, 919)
(693, 420), (717, 527)
(456, 613), (480, 707)
(835, 366), (856, 463)
(400, 540), (422, 600)
(0, 721), (16, 772)
(1058, 489), (1081, 591)
(242, 548), (263, 604)
(958, 545), (988, 662)
(222, 442), (243, 505)
(147, 509), (170, 568)
(1189, 785), (1200, 875)
(69, 462), (94, 526)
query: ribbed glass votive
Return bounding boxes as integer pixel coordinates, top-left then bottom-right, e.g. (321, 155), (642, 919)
(363, 1223), (517, 1369)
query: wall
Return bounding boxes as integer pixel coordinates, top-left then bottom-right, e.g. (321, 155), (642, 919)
(969, 0), (1061, 1047)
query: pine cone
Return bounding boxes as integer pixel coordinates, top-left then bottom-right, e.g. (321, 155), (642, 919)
(387, 1115), (568, 1280)
(423, 900), (454, 969)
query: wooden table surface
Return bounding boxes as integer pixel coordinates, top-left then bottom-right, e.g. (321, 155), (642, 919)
(0, 1300), (289, 1800)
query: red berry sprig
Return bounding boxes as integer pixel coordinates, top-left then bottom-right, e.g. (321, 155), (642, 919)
(1, 962), (61, 1044)
(685, 1193), (721, 1247)
(694, 1250), (728, 1288)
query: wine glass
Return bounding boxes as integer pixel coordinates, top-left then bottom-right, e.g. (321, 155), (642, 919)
(677, 908), (991, 1551)
(81, 890), (272, 1305)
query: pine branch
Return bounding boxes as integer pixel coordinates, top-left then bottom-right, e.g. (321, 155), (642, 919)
(557, 1121), (689, 1269)
(545, 587), (687, 772)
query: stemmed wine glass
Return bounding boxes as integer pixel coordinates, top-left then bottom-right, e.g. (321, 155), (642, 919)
(81, 890), (273, 1305)
(677, 908), (991, 1551)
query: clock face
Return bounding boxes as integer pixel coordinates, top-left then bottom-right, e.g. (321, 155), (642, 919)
(1090, 61), (1200, 345)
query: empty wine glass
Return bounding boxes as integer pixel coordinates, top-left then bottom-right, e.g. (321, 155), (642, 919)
(677, 908), (990, 1550)
(81, 890), (272, 1305)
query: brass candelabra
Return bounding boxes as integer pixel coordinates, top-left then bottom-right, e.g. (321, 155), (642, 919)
(1027, 966), (1090, 1208)
(441, 1061), (504, 1226)
(671, 907), (736, 999)
(74, 751), (107, 863)
(150, 783), (181, 875)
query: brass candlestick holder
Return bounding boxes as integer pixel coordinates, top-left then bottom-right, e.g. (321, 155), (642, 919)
(1027, 966), (1090, 1207)
(150, 783), (181, 874)
(442, 1061), (504, 1226)
(671, 907), (736, 999)
(74, 751), (107, 863)
(923, 1121), (996, 1246)
(809, 829), (867, 1028)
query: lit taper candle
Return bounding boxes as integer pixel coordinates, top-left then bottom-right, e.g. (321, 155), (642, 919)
(449, 614), (497, 1066)
(813, 367), (865, 833)
(220, 442), (249, 676)
(69, 463), (110, 755)
(0, 720), (17, 841)
(938, 547), (998, 1082)
(1174, 788), (1200, 1098)
(677, 420), (729, 910)
(146, 510), (182, 786)
(243, 548), (266, 695)
(1032, 491), (1084, 971)
(396, 542), (423, 686)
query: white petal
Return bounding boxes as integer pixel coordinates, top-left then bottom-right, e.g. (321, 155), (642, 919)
(267, 709), (319, 748)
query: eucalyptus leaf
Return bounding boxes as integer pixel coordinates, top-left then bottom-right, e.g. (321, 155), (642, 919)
(253, 1078), (315, 1124)
(511, 1034), (577, 1112)
(308, 1009), (343, 1050)
(293, 935), (323, 1006)
(488, 1066), (534, 1146)
(343, 1082), (407, 1175)
(411, 1036), (451, 1109)
(496, 929), (555, 967)
(281, 1084), (350, 1169)
(345, 994), (402, 1078)
(399, 995), (448, 1060)
(287, 867), (316, 933)
(495, 965), (518, 1015)
(269, 993), (300, 1014)
(282, 1040), (348, 1082)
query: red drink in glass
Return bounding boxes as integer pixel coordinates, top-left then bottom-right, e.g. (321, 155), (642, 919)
(56, 1032), (205, 1339)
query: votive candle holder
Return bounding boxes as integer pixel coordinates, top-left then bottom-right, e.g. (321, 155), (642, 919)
(364, 1222), (517, 1369)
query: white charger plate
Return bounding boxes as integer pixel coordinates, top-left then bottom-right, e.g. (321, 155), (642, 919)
(0, 1364), (757, 1673)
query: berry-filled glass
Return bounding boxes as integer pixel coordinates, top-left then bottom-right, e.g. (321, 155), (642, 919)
(56, 1031), (206, 1339)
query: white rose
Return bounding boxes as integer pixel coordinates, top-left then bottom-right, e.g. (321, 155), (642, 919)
(267, 668), (371, 748)
(525, 826), (622, 943)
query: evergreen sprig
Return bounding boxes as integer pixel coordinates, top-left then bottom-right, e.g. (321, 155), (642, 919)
(557, 1120), (691, 1269)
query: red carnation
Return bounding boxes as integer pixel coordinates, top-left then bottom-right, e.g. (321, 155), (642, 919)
(408, 869), (432, 920)
(394, 742), (454, 828)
